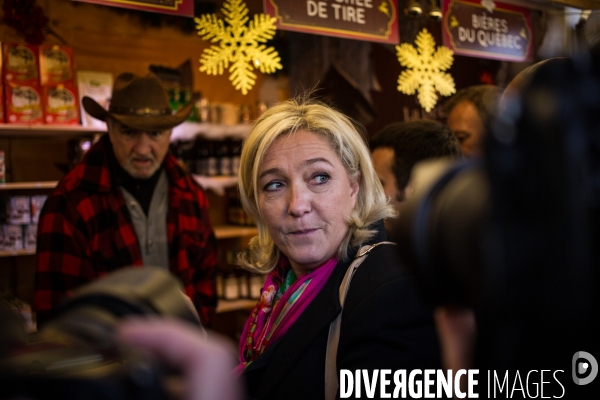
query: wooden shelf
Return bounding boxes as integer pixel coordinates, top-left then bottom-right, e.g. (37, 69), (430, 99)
(171, 121), (251, 142)
(1, 225), (255, 258)
(214, 225), (257, 239)
(0, 181), (58, 190)
(216, 298), (256, 313)
(193, 175), (238, 195)
(0, 249), (36, 258)
(0, 124), (104, 138)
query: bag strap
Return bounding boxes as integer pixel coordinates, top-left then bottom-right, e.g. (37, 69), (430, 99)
(324, 241), (396, 400)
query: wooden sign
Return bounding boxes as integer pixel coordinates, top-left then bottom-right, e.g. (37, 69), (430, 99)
(73, 0), (194, 17)
(264, 0), (399, 44)
(442, 0), (533, 62)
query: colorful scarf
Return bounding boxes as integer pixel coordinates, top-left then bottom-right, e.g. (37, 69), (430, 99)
(234, 255), (338, 375)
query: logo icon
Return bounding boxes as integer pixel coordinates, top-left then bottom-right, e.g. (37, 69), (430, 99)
(572, 351), (598, 385)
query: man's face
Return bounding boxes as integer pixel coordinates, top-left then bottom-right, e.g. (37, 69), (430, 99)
(372, 147), (406, 214)
(107, 119), (172, 179)
(446, 100), (485, 159)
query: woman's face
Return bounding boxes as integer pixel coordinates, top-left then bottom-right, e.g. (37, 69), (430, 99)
(257, 130), (360, 277)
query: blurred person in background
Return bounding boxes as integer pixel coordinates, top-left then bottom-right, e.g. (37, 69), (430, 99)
(393, 48), (600, 397)
(444, 85), (502, 158)
(370, 120), (461, 222)
(35, 73), (218, 327)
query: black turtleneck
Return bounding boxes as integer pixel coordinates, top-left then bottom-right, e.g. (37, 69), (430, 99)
(107, 142), (164, 216)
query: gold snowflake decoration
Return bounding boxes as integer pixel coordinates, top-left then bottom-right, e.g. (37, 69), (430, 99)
(195, 0), (282, 95)
(396, 28), (456, 112)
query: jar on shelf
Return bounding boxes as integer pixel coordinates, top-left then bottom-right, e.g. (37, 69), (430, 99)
(238, 270), (250, 299)
(240, 104), (252, 124)
(223, 272), (239, 300)
(196, 98), (211, 123)
(249, 273), (265, 299)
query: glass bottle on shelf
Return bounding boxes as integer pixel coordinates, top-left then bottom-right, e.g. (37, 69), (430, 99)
(231, 140), (242, 177)
(195, 138), (209, 176)
(216, 141), (232, 176)
(240, 104), (252, 124)
(197, 97), (211, 123)
(180, 140), (196, 172)
(237, 269), (250, 299)
(169, 87), (181, 112)
(215, 272), (224, 299)
(205, 140), (219, 177)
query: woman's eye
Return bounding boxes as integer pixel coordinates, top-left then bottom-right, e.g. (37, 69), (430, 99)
(264, 181), (283, 191)
(453, 132), (469, 143)
(313, 174), (330, 184)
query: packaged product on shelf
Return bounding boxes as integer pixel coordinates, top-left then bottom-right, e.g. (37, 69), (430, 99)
(39, 45), (75, 86)
(76, 71), (113, 130)
(0, 224), (24, 251)
(2, 43), (39, 86)
(42, 83), (80, 125)
(2, 195), (31, 225)
(4, 84), (43, 124)
(23, 224), (37, 251)
(219, 102), (241, 126)
(0, 84), (4, 123)
(0, 150), (5, 183)
(30, 195), (48, 225)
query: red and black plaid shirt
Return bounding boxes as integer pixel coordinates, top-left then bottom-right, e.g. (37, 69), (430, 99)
(35, 134), (218, 326)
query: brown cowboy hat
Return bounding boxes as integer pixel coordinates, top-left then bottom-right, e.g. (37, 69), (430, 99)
(82, 72), (193, 131)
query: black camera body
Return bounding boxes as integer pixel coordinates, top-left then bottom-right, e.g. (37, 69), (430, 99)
(0, 267), (201, 400)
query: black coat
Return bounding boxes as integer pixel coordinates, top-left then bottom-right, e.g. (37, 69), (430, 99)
(242, 221), (441, 400)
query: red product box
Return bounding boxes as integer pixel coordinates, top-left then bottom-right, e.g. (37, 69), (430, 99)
(42, 83), (80, 125)
(39, 45), (75, 86)
(0, 84), (4, 123)
(3, 43), (39, 86)
(0, 43), (3, 85)
(4, 84), (43, 124)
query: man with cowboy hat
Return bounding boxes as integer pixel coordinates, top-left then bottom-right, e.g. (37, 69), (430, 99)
(34, 73), (218, 327)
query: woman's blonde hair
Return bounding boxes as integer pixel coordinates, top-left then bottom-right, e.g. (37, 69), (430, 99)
(237, 97), (394, 273)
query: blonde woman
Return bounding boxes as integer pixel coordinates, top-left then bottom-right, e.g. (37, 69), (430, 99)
(236, 98), (440, 400)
